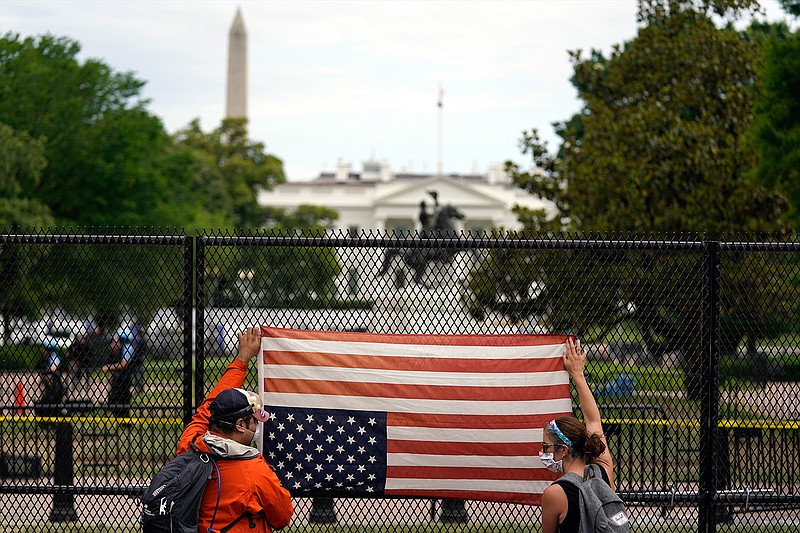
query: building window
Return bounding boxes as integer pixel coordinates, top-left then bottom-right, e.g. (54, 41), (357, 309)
(347, 225), (360, 238)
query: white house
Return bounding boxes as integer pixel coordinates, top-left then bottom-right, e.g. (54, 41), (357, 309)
(257, 159), (553, 236)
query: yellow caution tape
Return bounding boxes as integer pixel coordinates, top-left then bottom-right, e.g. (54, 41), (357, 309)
(0, 415), (182, 425)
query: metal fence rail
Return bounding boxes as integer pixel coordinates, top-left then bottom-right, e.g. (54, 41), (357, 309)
(0, 230), (797, 532)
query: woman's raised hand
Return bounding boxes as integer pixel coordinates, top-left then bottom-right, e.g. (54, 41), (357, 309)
(563, 337), (586, 378)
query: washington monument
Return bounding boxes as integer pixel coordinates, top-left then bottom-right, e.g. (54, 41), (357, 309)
(226, 8), (247, 119)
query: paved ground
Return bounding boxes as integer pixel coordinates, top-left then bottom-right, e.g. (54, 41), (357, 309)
(0, 371), (110, 414)
(2, 494), (798, 530)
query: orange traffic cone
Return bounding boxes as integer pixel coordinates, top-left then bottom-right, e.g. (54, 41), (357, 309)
(14, 382), (26, 415)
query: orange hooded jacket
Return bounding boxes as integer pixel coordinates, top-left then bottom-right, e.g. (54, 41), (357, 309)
(177, 359), (293, 533)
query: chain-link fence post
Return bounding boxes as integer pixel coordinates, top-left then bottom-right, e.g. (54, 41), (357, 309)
(699, 240), (721, 533)
(194, 235), (205, 412)
(183, 235), (195, 425)
(49, 422), (76, 522)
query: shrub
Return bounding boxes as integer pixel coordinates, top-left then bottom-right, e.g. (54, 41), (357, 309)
(0, 344), (41, 371)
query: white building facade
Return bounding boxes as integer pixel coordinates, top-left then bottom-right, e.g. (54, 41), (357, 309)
(257, 160), (552, 236)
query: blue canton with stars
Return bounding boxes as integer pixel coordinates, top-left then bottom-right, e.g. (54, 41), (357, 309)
(262, 406), (387, 495)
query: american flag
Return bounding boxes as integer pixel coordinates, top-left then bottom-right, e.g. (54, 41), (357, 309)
(258, 327), (573, 505)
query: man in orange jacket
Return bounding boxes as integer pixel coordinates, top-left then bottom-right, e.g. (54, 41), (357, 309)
(177, 326), (293, 532)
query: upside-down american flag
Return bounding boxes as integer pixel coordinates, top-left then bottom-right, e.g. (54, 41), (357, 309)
(257, 327), (573, 505)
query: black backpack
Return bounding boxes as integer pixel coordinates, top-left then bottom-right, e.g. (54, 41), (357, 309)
(561, 464), (631, 533)
(141, 444), (221, 533)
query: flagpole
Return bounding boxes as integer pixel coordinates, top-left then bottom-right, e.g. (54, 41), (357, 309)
(437, 85), (443, 176)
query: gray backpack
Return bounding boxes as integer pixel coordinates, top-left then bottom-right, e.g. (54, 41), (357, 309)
(561, 464), (630, 533)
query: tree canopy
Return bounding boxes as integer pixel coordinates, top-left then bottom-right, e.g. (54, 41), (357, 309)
(0, 124), (54, 341)
(512, 0), (786, 234)
(0, 33), (290, 231)
(746, 17), (800, 228)
(778, 0), (800, 16)
(173, 118), (287, 229)
(0, 32), (341, 322)
(0, 123), (53, 229)
(471, 0), (796, 399)
(206, 205), (342, 308)
(0, 33), (178, 227)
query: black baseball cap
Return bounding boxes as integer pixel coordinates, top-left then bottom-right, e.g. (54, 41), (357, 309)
(210, 388), (270, 423)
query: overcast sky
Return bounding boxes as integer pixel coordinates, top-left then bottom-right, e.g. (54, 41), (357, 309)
(1, 0), (792, 182)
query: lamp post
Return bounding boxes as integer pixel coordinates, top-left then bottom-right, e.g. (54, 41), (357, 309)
(309, 497), (337, 523)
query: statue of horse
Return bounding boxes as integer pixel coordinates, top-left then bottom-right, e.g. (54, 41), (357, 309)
(379, 204), (466, 287)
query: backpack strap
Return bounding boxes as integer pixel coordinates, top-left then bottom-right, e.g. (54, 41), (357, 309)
(206, 456), (222, 533)
(559, 472), (585, 489)
(190, 438), (223, 533)
(559, 465), (607, 487)
(219, 511), (260, 532)
(584, 463), (605, 480)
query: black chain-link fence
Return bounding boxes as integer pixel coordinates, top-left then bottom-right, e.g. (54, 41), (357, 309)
(0, 230), (798, 532)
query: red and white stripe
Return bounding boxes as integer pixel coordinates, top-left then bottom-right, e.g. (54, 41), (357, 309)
(259, 327), (572, 505)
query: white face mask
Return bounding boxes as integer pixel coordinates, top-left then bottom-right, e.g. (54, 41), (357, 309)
(240, 419), (262, 447)
(251, 421), (262, 447)
(539, 452), (564, 474)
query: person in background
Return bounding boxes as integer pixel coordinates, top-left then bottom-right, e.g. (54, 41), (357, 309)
(66, 321), (97, 401)
(99, 325), (135, 418)
(42, 337), (62, 374)
(129, 322), (147, 393)
(176, 326), (293, 532)
(540, 338), (616, 533)
(37, 337), (66, 417)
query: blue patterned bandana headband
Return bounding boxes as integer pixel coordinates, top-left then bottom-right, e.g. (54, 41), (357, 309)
(549, 420), (573, 448)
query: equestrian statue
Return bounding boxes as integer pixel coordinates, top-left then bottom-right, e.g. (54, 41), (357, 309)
(379, 190), (465, 287)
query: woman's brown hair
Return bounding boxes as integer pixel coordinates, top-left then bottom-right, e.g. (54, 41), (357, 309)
(546, 415), (605, 461)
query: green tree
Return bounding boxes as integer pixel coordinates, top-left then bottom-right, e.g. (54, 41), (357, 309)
(149, 141), (233, 231)
(746, 23), (800, 229)
(559, 1), (783, 234)
(206, 205), (342, 308)
(170, 115), (345, 307)
(0, 123), (55, 342)
(0, 33), (180, 227)
(173, 118), (286, 229)
(173, 119), (343, 308)
(473, 0), (792, 400)
(265, 205), (340, 231)
(258, 205), (342, 307)
(0, 123), (54, 228)
(0, 33), (200, 324)
(778, 0), (800, 16)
